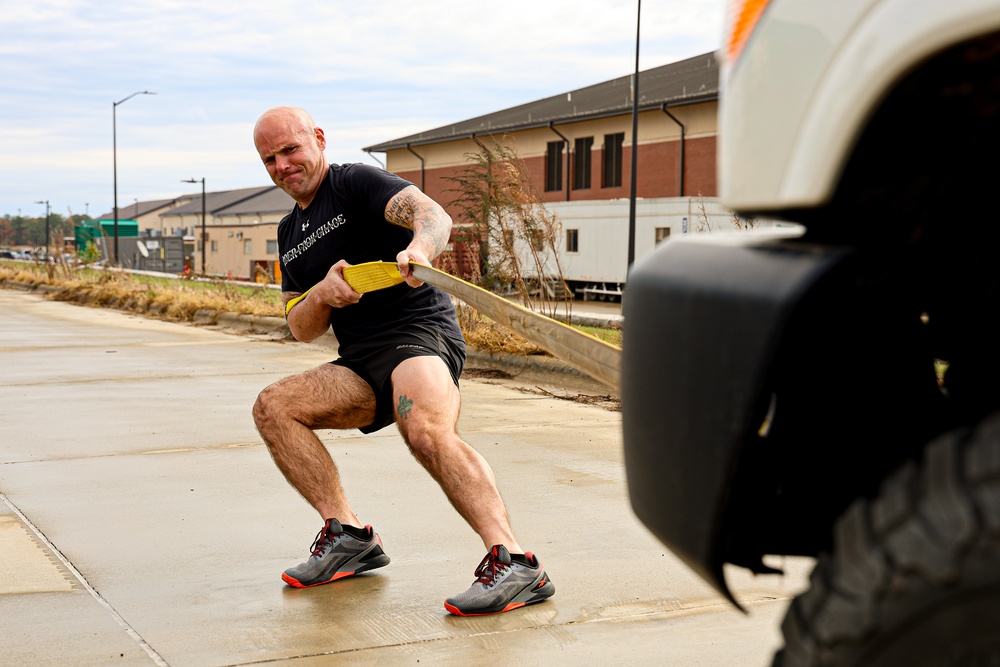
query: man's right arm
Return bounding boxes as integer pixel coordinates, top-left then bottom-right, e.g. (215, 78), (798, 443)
(282, 260), (361, 342)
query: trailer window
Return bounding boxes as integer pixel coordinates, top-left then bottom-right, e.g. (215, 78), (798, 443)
(566, 228), (579, 253)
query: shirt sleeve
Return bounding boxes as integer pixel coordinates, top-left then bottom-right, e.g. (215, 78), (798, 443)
(341, 163), (414, 219)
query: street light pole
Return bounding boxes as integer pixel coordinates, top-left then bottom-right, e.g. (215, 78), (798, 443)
(113, 90), (156, 265)
(34, 200), (50, 259)
(627, 0), (641, 269)
(182, 178), (206, 274)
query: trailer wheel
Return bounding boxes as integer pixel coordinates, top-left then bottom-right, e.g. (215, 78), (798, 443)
(772, 412), (1000, 667)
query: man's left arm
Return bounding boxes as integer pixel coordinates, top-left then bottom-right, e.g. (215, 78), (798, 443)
(384, 184), (452, 287)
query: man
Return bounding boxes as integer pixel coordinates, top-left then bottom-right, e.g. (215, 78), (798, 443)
(251, 106), (554, 616)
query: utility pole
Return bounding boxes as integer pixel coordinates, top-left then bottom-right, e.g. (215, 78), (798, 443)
(182, 178), (207, 273)
(113, 90), (156, 264)
(627, 0), (641, 268)
(34, 200), (50, 259)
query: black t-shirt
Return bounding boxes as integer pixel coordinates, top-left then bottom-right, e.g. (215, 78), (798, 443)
(277, 163), (462, 352)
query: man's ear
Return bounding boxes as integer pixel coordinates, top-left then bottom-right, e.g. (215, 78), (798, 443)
(315, 127), (327, 150)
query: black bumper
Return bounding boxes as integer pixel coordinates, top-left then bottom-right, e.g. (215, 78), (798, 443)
(621, 234), (854, 603)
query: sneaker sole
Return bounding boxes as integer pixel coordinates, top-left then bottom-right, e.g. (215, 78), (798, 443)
(282, 545), (390, 589)
(444, 572), (555, 616)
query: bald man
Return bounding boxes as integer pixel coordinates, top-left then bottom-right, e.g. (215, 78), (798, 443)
(251, 107), (554, 615)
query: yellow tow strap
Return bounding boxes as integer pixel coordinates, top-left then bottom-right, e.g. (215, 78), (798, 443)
(283, 286), (313, 318)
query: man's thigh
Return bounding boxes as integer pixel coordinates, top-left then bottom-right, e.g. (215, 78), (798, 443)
(390, 355), (461, 430)
(268, 362), (377, 430)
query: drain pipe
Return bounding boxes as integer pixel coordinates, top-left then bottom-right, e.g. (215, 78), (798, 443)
(405, 143), (425, 191)
(661, 105), (685, 196)
(548, 122), (571, 201)
(364, 150), (385, 169)
(469, 133), (488, 152)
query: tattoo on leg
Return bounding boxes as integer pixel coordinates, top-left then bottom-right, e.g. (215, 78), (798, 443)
(397, 395), (414, 420)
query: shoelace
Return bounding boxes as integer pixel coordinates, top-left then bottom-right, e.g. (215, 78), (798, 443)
(474, 547), (511, 587)
(309, 521), (341, 558)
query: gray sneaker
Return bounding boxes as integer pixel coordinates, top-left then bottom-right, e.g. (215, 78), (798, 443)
(281, 519), (390, 588)
(444, 545), (554, 616)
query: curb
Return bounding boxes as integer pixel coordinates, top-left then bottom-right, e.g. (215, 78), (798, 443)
(464, 348), (596, 382)
(1, 280), (611, 382)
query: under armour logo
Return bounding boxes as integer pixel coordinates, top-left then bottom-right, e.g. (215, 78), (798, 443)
(301, 222), (310, 232)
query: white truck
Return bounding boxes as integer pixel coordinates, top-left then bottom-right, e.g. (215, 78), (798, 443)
(622, 1), (1000, 665)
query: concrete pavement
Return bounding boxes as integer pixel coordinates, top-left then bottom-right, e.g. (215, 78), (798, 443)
(0, 289), (811, 666)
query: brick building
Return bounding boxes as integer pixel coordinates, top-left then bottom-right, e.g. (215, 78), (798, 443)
(106, 52), (727, 289)
(364, 51), (726, 296)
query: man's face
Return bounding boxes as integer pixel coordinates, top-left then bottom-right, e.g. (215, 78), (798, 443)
(254, 111), (328, 208)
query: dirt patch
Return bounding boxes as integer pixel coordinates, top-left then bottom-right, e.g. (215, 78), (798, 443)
(462, 366), (620, 412)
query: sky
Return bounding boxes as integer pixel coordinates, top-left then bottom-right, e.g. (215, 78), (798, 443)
(0, 1), (725, 220)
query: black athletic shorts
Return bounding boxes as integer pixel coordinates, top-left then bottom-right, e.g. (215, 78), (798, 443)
(331, 324), (466, 434)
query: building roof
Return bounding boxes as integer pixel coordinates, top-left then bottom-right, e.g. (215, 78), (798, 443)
(97, 197), (181, 220)
(220, 186), (295, 216)
(364, 51), (719, 152)
(160, 186), (275, 217)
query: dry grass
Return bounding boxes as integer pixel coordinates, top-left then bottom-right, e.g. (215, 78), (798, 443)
(0, 261), (615, 358)
(0, 262), (283, 321)
(456, 304), (546, 355)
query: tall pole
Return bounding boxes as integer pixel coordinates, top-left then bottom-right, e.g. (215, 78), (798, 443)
(627, 0), (641, 268)
(34, 200), (50, 258)
(183, 178), (206, 273)
(113, 90), (156, 265)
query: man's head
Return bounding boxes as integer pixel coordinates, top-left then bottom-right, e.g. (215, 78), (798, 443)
(253, 106), (329, 208)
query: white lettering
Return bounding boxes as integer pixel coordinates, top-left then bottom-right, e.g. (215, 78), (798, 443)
(282, 214), (347, 266)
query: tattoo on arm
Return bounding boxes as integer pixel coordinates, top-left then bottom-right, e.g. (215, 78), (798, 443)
(397, 395), (414, 420)
(385, 190), (418, 228)
(412, 207), (451, 257)
(385, 187), (451, 259)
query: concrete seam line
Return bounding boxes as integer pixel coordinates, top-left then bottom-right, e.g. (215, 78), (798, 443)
(0, 493), (170, 667)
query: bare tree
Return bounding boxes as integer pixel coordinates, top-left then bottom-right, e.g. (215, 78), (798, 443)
(445, 136), (572, 319)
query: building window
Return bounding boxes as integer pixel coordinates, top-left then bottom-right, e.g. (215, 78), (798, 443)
(573, 137), (593, 190)
(266, 239), (278, 255)
(602, 132), (624, 188)
(655, 227), (671, 245)
(566, 228), (579, 253)
(210, 240), (218, 252)
(243, 239), (253, 255)
(545, 141), (563, 192)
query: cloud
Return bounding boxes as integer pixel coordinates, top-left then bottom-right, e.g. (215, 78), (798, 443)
(0, 0), (724, 217)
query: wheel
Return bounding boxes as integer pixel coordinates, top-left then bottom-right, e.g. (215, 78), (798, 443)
(774, 411), (1000, 666)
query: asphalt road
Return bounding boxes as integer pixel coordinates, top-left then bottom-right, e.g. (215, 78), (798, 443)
(0, 289), (813, 666)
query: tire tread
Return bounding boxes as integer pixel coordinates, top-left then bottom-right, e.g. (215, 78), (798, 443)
(772, 413), (1000, 666)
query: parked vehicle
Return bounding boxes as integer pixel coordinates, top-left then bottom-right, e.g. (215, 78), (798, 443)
(622, 1), (1000, 665)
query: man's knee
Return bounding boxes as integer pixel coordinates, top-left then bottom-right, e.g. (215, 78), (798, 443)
(252, 381), (284, 432)
(401, 418), (461, 466)
(402, 420), (432, 454)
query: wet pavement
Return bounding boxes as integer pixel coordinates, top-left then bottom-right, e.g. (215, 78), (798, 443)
(0, 290), (811, 666)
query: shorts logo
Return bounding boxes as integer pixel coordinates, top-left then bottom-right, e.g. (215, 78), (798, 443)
(397, 344), (426, 350)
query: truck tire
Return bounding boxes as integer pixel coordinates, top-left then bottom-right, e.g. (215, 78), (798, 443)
(773, 412), (1000, 666)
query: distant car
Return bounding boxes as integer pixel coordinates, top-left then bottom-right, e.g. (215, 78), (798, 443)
(0, 249), (17, 259)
